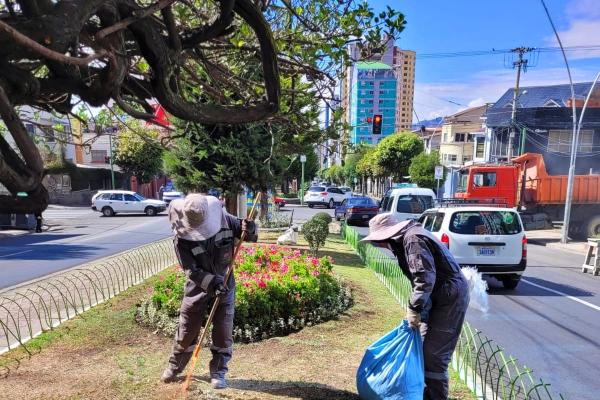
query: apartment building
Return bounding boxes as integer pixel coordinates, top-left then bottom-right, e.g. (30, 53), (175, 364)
(439, 105), (488, 167)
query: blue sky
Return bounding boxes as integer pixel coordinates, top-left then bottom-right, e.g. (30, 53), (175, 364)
(368, 0), (600, 120)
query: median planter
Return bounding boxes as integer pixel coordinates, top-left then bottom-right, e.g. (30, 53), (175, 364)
(137, 244), (353, 343)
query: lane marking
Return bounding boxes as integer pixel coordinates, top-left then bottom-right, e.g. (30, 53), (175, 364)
(0, 250), (32, 258)
(521, 278), (600, 312)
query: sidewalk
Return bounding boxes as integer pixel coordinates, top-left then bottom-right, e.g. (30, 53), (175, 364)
(526, 228), (588, 254)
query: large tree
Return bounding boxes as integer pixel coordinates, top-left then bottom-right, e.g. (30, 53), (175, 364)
(409, 151), (443, 190)
(373, 132), (423, 181)
(0, 0), (405, 213)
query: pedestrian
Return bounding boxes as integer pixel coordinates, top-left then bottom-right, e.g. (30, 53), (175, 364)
(158, 184), (165, 201)
(361, 213), (469, 400)
(161, 193), (257, 389)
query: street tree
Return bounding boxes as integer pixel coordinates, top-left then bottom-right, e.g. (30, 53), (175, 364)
(113, 123), (163, 184)
(343, 144), (370, 184)
(409, 151), (442, 189)
(0, 0), (405, 213)
(324, 164), (344, 185)
(374, 132), (423, 181)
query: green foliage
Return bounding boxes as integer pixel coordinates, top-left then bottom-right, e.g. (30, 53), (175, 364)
(374, 132), (424, 181)
(409, 151), (443, 189)
(302, 216), (330, 255)
(324, 164), (345, 185)
(356, 146), (381, 177)
(313, 212), (333, 225)
(343, 144), (370, 183)
(113, 122), (163, 183)
(138, 245), (353, 343)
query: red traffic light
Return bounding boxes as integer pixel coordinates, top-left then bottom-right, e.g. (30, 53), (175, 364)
(372, 114), (382, 134)
(374, 115), (382, 123)
(367, 117), (373, 123)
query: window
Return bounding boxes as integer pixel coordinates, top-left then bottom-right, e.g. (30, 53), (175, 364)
(99, 193), (111, 200)
(463, 155), (472, 162)
(449, 211), (521, 235)
(369, 91), (374, 95)
(548, 129), (594, 153)
(308, 186), (326, 192)
(109, 193), (123, 201)
(455, 133), (466, 142)
(91, 150), (108, 163)
(381, 195), (393, 212)
(396, 195), (433, 214)
(473, 172), (496, 187)
(419, 212), (445, 232)
(368, 100), (373, 104)
(124, 194), (139, 202)
(475, 137), (485, 159)
(443, 154), (457, 162)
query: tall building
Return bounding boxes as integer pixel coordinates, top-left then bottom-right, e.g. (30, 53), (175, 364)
(341, 40), (416, 145)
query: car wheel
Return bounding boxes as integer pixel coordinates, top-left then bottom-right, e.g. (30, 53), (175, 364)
(145, 206), (157, 216)
(102, 207), (114, 217)
(328, 199), (334, 209)
(502, 275), (521, 290)
(585, 215), (600, 239)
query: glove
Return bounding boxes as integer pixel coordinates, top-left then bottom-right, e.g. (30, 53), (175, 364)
(406, 307), (421, 330)
(242, 219), (255, 234)
(210, 275), (229, 298)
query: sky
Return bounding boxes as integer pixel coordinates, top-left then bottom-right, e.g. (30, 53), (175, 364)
(368, 0), (600, 121)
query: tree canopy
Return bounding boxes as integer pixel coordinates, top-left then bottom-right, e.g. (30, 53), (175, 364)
(408, 151), (443, 190)
(373, 132), (423, 181)
(0, 0), (406, 213)
(113, 122), (163, 183)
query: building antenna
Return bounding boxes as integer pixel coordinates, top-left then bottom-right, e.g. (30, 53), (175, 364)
(507, 46), (535, 160)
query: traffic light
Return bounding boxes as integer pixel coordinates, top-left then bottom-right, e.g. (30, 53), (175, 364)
(372, 114), (382, 135)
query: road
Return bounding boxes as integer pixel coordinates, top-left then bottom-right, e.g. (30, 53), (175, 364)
(352, 223), (598, 399)
(0, 206), (172, 290)
(2, 204), (597, 398)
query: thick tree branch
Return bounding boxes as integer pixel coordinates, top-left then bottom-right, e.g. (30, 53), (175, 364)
(96, 0), (178, 40)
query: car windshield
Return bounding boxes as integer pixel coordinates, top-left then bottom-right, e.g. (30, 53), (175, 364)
(347, 198), (376, 207)
(449, 211), (522, 235)
(134, 194), (146, 201)
(308, 186), (325, 192)
(396, 195), (433, 214)
(456, 172), (468, 193)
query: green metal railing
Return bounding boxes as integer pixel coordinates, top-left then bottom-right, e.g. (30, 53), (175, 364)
(342, 224), (565, 400)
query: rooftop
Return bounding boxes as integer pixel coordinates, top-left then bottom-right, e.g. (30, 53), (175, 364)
(356, 61), (392, 70)
(489, 82), (596, 109)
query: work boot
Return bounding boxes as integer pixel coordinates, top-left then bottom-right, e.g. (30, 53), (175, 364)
(210, 377), (227, 390)
(160, 367), (179, 383)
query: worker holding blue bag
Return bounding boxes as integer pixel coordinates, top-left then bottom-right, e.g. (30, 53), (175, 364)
(361, 213), (469, 400)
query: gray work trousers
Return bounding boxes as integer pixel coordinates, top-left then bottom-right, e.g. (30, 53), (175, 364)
(420, 277), (469, 400)
(167, 278), (235, 379)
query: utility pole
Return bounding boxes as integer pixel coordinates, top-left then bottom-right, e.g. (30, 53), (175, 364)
(108, 134), (115, 189)
(508, 47), (535, 161)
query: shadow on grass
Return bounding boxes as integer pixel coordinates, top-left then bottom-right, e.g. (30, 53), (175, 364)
(192, 376), (359, 399)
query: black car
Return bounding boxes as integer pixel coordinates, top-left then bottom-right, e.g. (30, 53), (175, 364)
(335, 196), (379, 226)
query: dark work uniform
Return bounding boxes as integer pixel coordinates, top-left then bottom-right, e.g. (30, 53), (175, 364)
(167, 212), (257, 379)
(389, 220), (469, 400)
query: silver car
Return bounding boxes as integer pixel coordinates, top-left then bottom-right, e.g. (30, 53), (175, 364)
(92, 190), (167, 217)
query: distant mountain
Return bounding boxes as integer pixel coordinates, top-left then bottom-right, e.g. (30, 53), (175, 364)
(411, 117), (443, 130)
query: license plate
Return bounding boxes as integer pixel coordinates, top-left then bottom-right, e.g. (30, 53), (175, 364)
(362, 215), (369, 219)
(478, 247), (495, 256)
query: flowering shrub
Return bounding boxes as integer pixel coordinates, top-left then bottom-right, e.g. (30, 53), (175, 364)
(137, 244), (353, 343)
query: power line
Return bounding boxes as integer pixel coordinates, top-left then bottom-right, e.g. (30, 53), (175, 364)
(416, 45), (600, 59)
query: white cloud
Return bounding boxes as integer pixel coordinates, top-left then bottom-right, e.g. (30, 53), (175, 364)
(414, 66), (597, 120)
(544, 0), (600, 60)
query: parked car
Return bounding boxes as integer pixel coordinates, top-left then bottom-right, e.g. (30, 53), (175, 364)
(162, 189), (184, 204)
(418, 206), (527, 290)
(92, 190), (167, 217)
(380, 187), (436, 221)
(303, 186), (346, 208)
(339, 186), (353, 198)
(274, 196), (286, 208)
(335, 196), (379, 226)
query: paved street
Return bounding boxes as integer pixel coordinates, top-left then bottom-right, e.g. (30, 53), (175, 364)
(0, 206), (172, 290)
(353, 224), (598, 399)
(2, 204), (597, 398)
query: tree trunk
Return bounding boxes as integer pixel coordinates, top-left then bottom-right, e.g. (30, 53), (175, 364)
(225, 192), (238, 216)
(259, 190), (269, 220)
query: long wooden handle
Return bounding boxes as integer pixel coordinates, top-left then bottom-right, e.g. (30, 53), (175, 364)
(181, 192), (262, 394)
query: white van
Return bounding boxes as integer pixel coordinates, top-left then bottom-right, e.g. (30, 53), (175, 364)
(380, 187), (436, 221)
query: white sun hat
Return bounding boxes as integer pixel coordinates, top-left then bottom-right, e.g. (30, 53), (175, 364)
(168, 193), (223, 241)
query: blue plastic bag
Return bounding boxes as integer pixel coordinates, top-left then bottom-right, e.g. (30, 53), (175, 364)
(356, 320), (424, 400)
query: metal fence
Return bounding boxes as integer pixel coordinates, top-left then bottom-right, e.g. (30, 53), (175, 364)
(341, 224), (564, 400)
(0, 238), (176, 355)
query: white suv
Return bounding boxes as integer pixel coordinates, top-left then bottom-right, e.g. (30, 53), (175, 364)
(304, 186), (347, 208)
(418, 206), (526, 290)
(92, 190), (167, 217)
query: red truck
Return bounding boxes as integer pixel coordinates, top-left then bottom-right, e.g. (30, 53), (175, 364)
(455, 153), (600, 239)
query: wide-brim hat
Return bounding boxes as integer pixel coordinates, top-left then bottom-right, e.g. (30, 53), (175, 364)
(360, 213), (412, 242)
(169, 194), (223, 241)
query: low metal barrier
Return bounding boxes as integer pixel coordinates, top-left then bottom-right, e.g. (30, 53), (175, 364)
(341, 223), (565, 400)
(0, 239), (176, 355)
